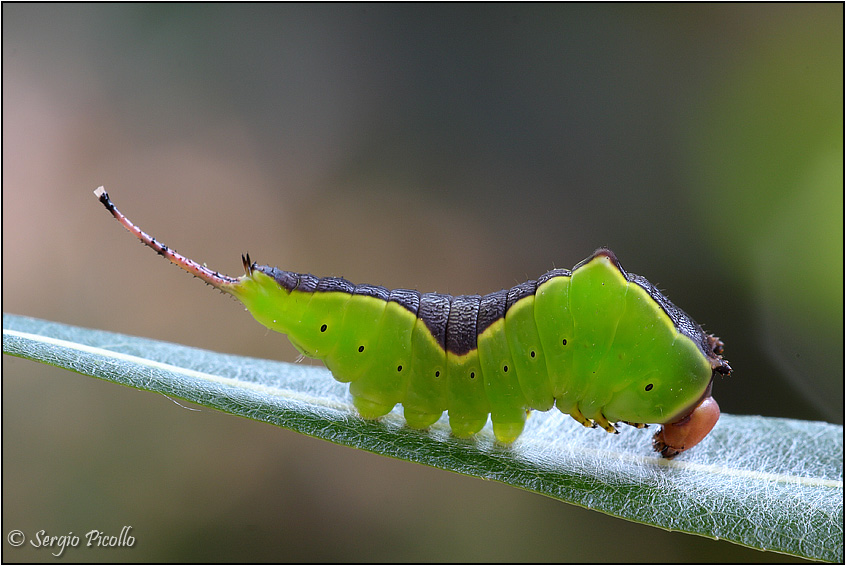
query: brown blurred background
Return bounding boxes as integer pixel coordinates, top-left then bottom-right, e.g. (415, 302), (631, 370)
(3, 4), (841, 562)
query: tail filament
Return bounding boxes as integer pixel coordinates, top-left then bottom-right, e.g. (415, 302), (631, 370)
(94, 186), (239, 288)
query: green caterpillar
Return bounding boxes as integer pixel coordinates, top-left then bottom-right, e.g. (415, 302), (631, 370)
(95, 188), (731, 457)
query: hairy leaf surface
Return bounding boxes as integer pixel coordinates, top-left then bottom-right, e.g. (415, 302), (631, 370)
(4, 313), (842, 562)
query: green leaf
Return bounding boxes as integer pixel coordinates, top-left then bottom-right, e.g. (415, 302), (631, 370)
(3, 313), (842, 562)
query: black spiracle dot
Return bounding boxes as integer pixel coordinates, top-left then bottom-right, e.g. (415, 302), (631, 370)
(435, 370), (440, 378)
(530, 350), (536, 358)
(358, 345), (365, 353)
(562, 338), (568, 346)
(470, 372), (476, 379)
(645, 383), (654, 391)
(397, 365), (403, 372)
(320, 324), (327, 332)
(503, 365), (508, 372)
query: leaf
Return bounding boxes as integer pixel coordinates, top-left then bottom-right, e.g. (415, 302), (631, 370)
(3, 313), (842, 562)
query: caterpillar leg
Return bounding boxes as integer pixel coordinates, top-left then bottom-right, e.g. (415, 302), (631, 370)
(653, 396), (720, 458)
(491, 409), (528, 444)
(592, 413), (619, 434)
(568, 406), (596, 429)
(448, 412), (488, 439)
(623, 421), (648, 429)
(403, 408), (443, 430)
(352, 396), (396, 419)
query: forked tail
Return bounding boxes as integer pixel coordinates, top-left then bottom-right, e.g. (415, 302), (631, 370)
(94, 187), (240, 288)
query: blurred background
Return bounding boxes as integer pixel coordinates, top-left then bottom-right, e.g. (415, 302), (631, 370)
(3, 4), (841, 562)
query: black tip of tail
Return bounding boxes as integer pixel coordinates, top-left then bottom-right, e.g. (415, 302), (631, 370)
(94, 186), (115, 211)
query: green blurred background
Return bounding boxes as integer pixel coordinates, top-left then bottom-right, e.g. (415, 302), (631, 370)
(3, 4), (841, 562)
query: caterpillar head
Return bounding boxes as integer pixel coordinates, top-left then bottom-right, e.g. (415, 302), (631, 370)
(647, 335), (730, 458)
(653, 395), (721, 458)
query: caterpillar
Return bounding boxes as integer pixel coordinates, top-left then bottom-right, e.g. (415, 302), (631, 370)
(95, 187), (731, 458)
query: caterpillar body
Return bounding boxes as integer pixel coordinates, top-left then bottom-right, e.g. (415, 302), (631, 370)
(95, 188), (731, 457)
